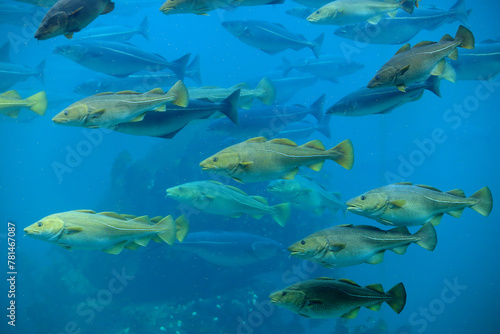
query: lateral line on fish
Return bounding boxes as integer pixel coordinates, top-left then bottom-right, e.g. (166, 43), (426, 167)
(253, 148), (334, 159)
(100, 46), (167, 64)
(362, 235), (416, 242)
(258, 27), (307, 45)
(408, 188), (470, 205)
(96, 221), (156, 232)
(337, 288), (389, 300)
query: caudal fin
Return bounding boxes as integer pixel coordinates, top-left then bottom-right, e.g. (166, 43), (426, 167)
(455, 25), (475, 49)
(138, 16), (149, 40)
(256, 77), (276, 105)
(167, 80), (189, 107)
(414, 222), (438, 251)
(311, 33), (324, 59)
(469, 186), (493, 216)
(185, 54), (202, 86)
(316, 114), (332, 138)
(272, 203), (291, 227)
(220, 89), (240, 125)
(386, 283), (407, 314)
(25, 91), (48, 116)
(170, 53), (191, 80)
(174, 215), (189, 242)
(328, 139), (354, 170)
(450, 0), (471, 26)
(155, 215), (177, 245)
(309, 94), (325, 121)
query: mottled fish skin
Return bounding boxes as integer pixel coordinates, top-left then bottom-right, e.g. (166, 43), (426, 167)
(270, 278), (406, 319)
(346, 183), (493, 226)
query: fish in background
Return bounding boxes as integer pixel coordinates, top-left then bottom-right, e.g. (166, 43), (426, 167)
(368, 25), (475, 91)
(76, 16), (149, 42)
(283, 55), (365, 83)
(270, 278), (406, 318)
(307, 0), (419, 26)
(451, 38), (500, 81)
(276, 116), (331, 140)
(327, 76), (441, 117)
(288, 222), (437, 267)
(346, 183), (493, 226)
(286, 6), (315, 19)
(35, 0), (115, 40)
(159, 0), (284, 15)
(208, 95), (324, 139)
(0, 1), (38, 26)
(222, 20), (324, 59)
(114, 90), (240, 139)
(166, 181), (292, 227)
(74, 55), (202, 95)
(54, 41), (190, 80)
(0, 41), (45, 91)
(334, 0), (472, 45)
(12, 0), (57, 6)
(53, 81), (189, 129)
(200, 137), (354, 183)
(24, 210), (189, 254)
(170, 231), (285, 266)
(0, 90), (47, 118)
(267, 175), (344, 215)
(189, 77), (275, 109)
(292, 0), (330, 7)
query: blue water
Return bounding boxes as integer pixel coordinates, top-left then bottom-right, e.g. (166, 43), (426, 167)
(1, 0), (499, 333)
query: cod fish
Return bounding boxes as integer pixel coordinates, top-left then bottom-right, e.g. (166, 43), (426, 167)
(307, 0), (419, 26)
(0, 90), (47, 118)
(451, 39), (500, 81)
(270, 278), (406, 319)
(267, 176), (344, 215)
(368, 25), (475, 92)
(288, 222), (437, 267)
(53, 81), (189, 129)
(35, 0), (115, 40)
(200, 137), (354, 183)
(346, 182), (493, 226)
(222, 20), (323, 59)
(24, 210), (189, 254)
(114, 90), (240, 139)
(77, 16), (149, 42)
(160, 0), (284, 15)
(0, 41), (45, 91)
(166, 181), (291, 227)
(283, 55), (364, 83)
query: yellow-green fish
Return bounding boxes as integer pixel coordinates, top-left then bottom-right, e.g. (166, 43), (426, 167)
(52, 81), (189, 129)
(0, 90), (47, 118)
(270, 277), (406, 319)
(24, 210), (189, 254)
(288, 222), (437, 267)
(200, 137), (354, 183)
(346, 183), (493, 226)
(159, 0), (235, 15)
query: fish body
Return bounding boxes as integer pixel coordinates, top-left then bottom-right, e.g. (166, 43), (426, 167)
(0, 90), (47, 118)
(53, 81), (189, 129)
(166, 181), (291, 226)
(0, 41), (45, 91)
(159, 0), (234, 15)
(286, 6), (316, 19)
(451, 41), (500, 81)
(35, 0), (115, 40)
(261, 74), (318, 103)
(267, 176), (343, 215)
(288, 222), (437, 267)
(199, 137), (354, 183)
(346, 183), (493, 226)
(275, 116), (331, 140)
(54, 41), (190, 79)
(222, 20), (323, 58)
(367, 25), (475, 91)
(327, 76), (441, 117)
(77, 16), (149, 41)
(114, 90), (240, 139)
(270, 278), (406, 318)
(24, 210), (189, 254)
(292, 0), (330, 7)
(307, 0), (418, 26)
(283, 55), (364, 82)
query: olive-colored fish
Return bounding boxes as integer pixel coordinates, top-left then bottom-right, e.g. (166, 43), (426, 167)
(53, 81), (189, 129)
(0, 90), (47, 118)
(367, 25), (475, 92)
(346, 182), (493, 226)
(24, 210), (189, 254)
(166, 181), (291, 227)
(288, 222), (437, 267)
(199, 137), (354, 183)
(270, 278), (406, 319)
(35, 0), (115, 40)
(159, 0), (284, 15)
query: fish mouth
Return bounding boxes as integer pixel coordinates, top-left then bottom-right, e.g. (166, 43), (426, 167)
(52, 117), (68, 124)
(159, 6), (174, 13)
(306, 16), (319, 23)
(367, 80), (381, 89)
(24, 228), (38, 235)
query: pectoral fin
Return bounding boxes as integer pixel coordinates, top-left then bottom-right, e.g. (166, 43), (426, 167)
(90, 109), (105, 118)
(396, 84), (406, 92)
(238, 161), (253, 168)
(388, 200), (406, 209)
(66, 226), (83, 235)
(329, 243), (346, 252)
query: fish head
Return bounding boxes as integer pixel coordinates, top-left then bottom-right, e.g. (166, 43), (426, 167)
(269, 289), (306, 313)
(307, 7), (335, 24)
(346, 190), (388, 219)
(166, 184), (199, 202)
(221, 21), (246, 37)
(267, 179), (300, 195)
(159, 0), (195, 15)
(288, 237), (326, 259)
(35, 11), (68, 40)
(52, 103), (89, 126)
(199, 152), (239, 175)
(368, 64), (405, 89)
(24, 215), (64, 241)
(53, 44), (86, 62)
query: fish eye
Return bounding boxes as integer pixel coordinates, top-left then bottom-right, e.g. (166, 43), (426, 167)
(361, 195), (366, 200)
(300, 240), (306, 245)
(212, 157), (218, 162)
(37, 222), (43, 227)
(282, 291), (287, 296)
(315, 10), (320, 14)
(375, 75), (380, 81)
(64, 110), (68, 116)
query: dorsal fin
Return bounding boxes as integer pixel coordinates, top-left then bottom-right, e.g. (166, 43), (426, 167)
(147, 87), (165, 94)
(394, 182), (412, 185)
(337, 224), (353, 227)
(301, 140), (325, 150)
(269, 138), (297, 146)
(74, 209), (96, 214)
(446, 189), (466, 197)
(366, 283), (384, 293)
(395, 43), (411, 55)
(246, 137), (267, 143)
(251, 196), (268, 205)
(415, 184), (442, 192)
(208, 180), (224, 186)
(132, 215), (150, 224)
(232, 82), (250, 90)
(315, 277), (335, 281)
(98, 212), (126, 220)
(115, 90), (140, 94)
(440, 34), (454, 42)
(95, 92), (114, 96)
(338, 278), (361, 287)
(225, 185), (247, 195)
(412, 41), (436, 48)
(0, 90), (21, 99)
(121, 214), (137, 220)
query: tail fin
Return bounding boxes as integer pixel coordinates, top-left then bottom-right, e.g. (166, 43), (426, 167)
(220, 89), (240, 125)
(309, 94), (325, 121)
(469, 186), (493, 216)
(455, 25), (475, 49)
(316, 114), (331, 138)
(256, 77), (276, 105)
(311, 33), (324, 59)
(414, 222), (438, 251)
(138, 16), (149, 41)
(25, 91), (48, 116)
(35, 59), (45, 85)
(399, 0), (416, 14)
(328, 139), (354, 170)
(174, 215), (189, 242)
(155, 215), (177, 245)
(449, 0), (470, 26)
(170, 53), (191, 80)
(386, 283), (407, 314)
(167, 80), (189, 107)
(185, 54), (202, 86)
(272, 203), (291, 227)
(282, 57), (293, 76)
(424, 75), (441, 97)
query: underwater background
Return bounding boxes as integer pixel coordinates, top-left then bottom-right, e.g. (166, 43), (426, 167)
(1, 0), (499, 333)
